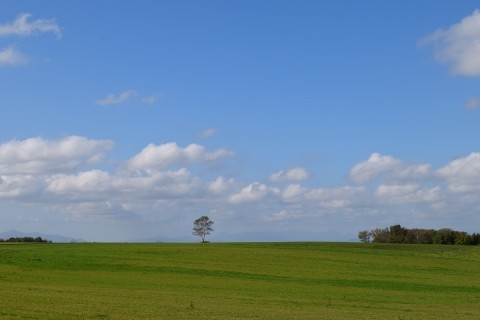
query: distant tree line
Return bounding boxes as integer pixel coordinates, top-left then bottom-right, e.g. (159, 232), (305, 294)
(0, 236), (52, 243)
(359, 225), (480, 245)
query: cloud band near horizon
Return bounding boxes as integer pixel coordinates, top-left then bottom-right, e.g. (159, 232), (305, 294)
(0, 135), (479, 232)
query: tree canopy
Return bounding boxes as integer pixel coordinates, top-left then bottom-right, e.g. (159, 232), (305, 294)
(359, 225), (480, 245)
(192, 216), (214, 243)
(0, 236), (51, 243)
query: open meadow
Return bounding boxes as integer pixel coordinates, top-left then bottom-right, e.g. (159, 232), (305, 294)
(0, 242), (479, 319)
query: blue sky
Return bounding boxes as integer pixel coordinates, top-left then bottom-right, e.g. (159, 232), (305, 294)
(1, 1), (480, 241)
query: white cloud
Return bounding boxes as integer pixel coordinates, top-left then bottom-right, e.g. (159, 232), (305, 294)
(437, 152), (480, 192)
(96, 90), (137, 106)
(423, 9), (480, 76)
(306, 186), (366, 209)
(375, 184), (441, 205)
(0, 13), (61, 38)
(0, 136), (113, 174)
(269, 167), (310, 182)
(46, 170), (112, 195)
(350, 153), (401, 183)
(120, 168), (201, 198)
(350, 153), (431, 184)
(0, 46), (28, 66)
(0, 137), (229, 207)
(0, 174), (44, 199)
(208, 176), (234, 194)
(306, 186), (365, 200)
(396, 163), (431, 180)
(229, 182), (280, 204)
(281, 184), (308, 201)
(2, 135), (480, 240)
(46, 168), (200, 200)
(126, 142), (234, 171)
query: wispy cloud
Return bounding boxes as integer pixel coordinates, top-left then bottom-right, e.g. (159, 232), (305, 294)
(199, 128), (217, 139)
(0, 13), (61, 38)
(96, 90), (162, 106)
(0, 13), (61, 67)
(269, 167), (310, 182)
(423, 9), (480, 76)
(466, 97), (480, 110)
(96, 90), (137, 106)
(0, 46), (27, 66)
(140, 92), (163, 105)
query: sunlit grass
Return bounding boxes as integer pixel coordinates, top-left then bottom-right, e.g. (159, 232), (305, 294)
(1, 242), (479, 319)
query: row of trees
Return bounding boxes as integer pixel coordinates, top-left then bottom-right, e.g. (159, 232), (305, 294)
(359, 225), (480, 245)
(0, 237), (52, 243)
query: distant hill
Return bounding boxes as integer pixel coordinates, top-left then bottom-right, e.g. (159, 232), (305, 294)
(0, 230), (84, 243)
(128, 235), (196, 243)
(128, 230), (356, 243)
(210, 230), (356, 242)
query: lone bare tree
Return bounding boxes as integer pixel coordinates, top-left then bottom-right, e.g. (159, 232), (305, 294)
(192, 216), (214, 243)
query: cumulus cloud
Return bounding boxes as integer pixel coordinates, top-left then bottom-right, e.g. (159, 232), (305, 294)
(423, 9), (480, 76)
(0, 174), (44, 199)
(375, 184), (441, 205)
(437, 152), (480, 192)
(96, 90), (137, 106)
(0, 13), (61, 38)
(208, 176), (235, 194)
(269, 167), (310, 182)
(0, 137), (229, 206)
(229, 182), (280, 204)
(2, 134), (480, 239)
(281, 184), (308, 202)
(350, 153), (401, 183)
(396, 163), (431, 180)
(46, 170), (112, 195)
(0, 46), (27, 66)
(126, 142), (234, 171)
(350, 153), (431, 184)
(0, 136), (113, 174)
(45, 168), (200, 200)
(305, 186), (366, 209)
(120, 168), (201, 198)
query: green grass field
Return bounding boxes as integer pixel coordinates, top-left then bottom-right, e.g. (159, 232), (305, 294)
(0, 242), (479, 319)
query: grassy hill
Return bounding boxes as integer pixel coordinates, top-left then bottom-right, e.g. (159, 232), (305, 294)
(0, 242), (479, 319)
